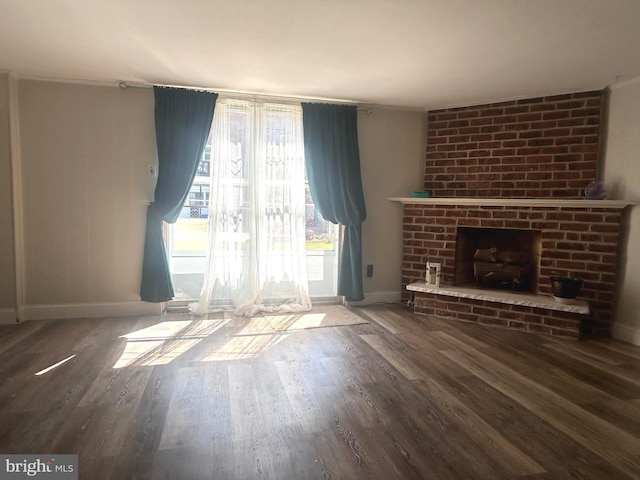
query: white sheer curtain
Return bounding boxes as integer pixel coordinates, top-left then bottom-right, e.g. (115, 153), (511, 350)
(190, 99), (311, 316)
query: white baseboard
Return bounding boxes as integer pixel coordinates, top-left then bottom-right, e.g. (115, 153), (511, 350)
(0, 308), (18, 324)
(348, 291), (402, 307)
(21, 301), (163, 321)
(612, 322), (640, 346)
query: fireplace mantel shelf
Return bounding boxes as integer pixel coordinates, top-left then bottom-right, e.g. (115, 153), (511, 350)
(388, 197), (635, 209)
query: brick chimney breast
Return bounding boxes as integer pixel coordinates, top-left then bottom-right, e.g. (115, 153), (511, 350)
(425, 91), (602, 199)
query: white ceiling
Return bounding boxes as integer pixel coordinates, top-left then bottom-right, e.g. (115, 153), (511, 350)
(1, 0), (639, 109)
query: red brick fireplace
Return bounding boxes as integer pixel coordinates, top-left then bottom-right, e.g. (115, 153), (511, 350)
(395, 90), (632, 338)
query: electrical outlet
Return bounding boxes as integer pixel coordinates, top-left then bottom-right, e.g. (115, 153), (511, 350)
(148, 164), (157, 178)
(366, 264), (374, 277)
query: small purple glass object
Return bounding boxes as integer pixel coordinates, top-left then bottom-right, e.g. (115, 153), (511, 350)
(585, 181), (606, 200)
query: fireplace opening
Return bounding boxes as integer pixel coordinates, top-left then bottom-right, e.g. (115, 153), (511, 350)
(454, 227), (542, 293)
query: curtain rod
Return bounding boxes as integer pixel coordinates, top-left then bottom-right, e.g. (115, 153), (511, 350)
(118, 81), (373, 114)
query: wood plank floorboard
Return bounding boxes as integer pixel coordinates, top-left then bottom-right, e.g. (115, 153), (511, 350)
(0, 304), (639, 479)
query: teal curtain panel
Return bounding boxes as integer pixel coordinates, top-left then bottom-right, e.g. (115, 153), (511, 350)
(140, 87), (217, 302)
(301, 103), (366, 301)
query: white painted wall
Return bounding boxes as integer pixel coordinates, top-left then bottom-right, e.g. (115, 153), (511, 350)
(355, 108), (426, 305)
(603, 78), (640, 345)
(17, 80), (161, 319)
(0, 74), (16, 322)
(10, 80), (426, 317)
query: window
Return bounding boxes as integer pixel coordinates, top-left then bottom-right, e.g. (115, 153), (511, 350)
(168, 99), (338, 307)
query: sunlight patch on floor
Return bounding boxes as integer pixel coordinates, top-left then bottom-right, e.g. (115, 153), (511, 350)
(201, 333), (289, 361)
(35, 354), (77, 376)
(286, 313), (327, 330)
(113, 319), (228, 368)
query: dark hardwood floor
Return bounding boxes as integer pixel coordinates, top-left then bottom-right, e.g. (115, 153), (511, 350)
(1, 304), (639, 479)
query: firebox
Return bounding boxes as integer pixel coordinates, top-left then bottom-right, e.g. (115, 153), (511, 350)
(454, 227), (542, 293)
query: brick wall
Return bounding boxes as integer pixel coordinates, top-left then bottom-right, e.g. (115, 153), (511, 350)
(425, 91), (602, 198)
(402, 203), (623, 338)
